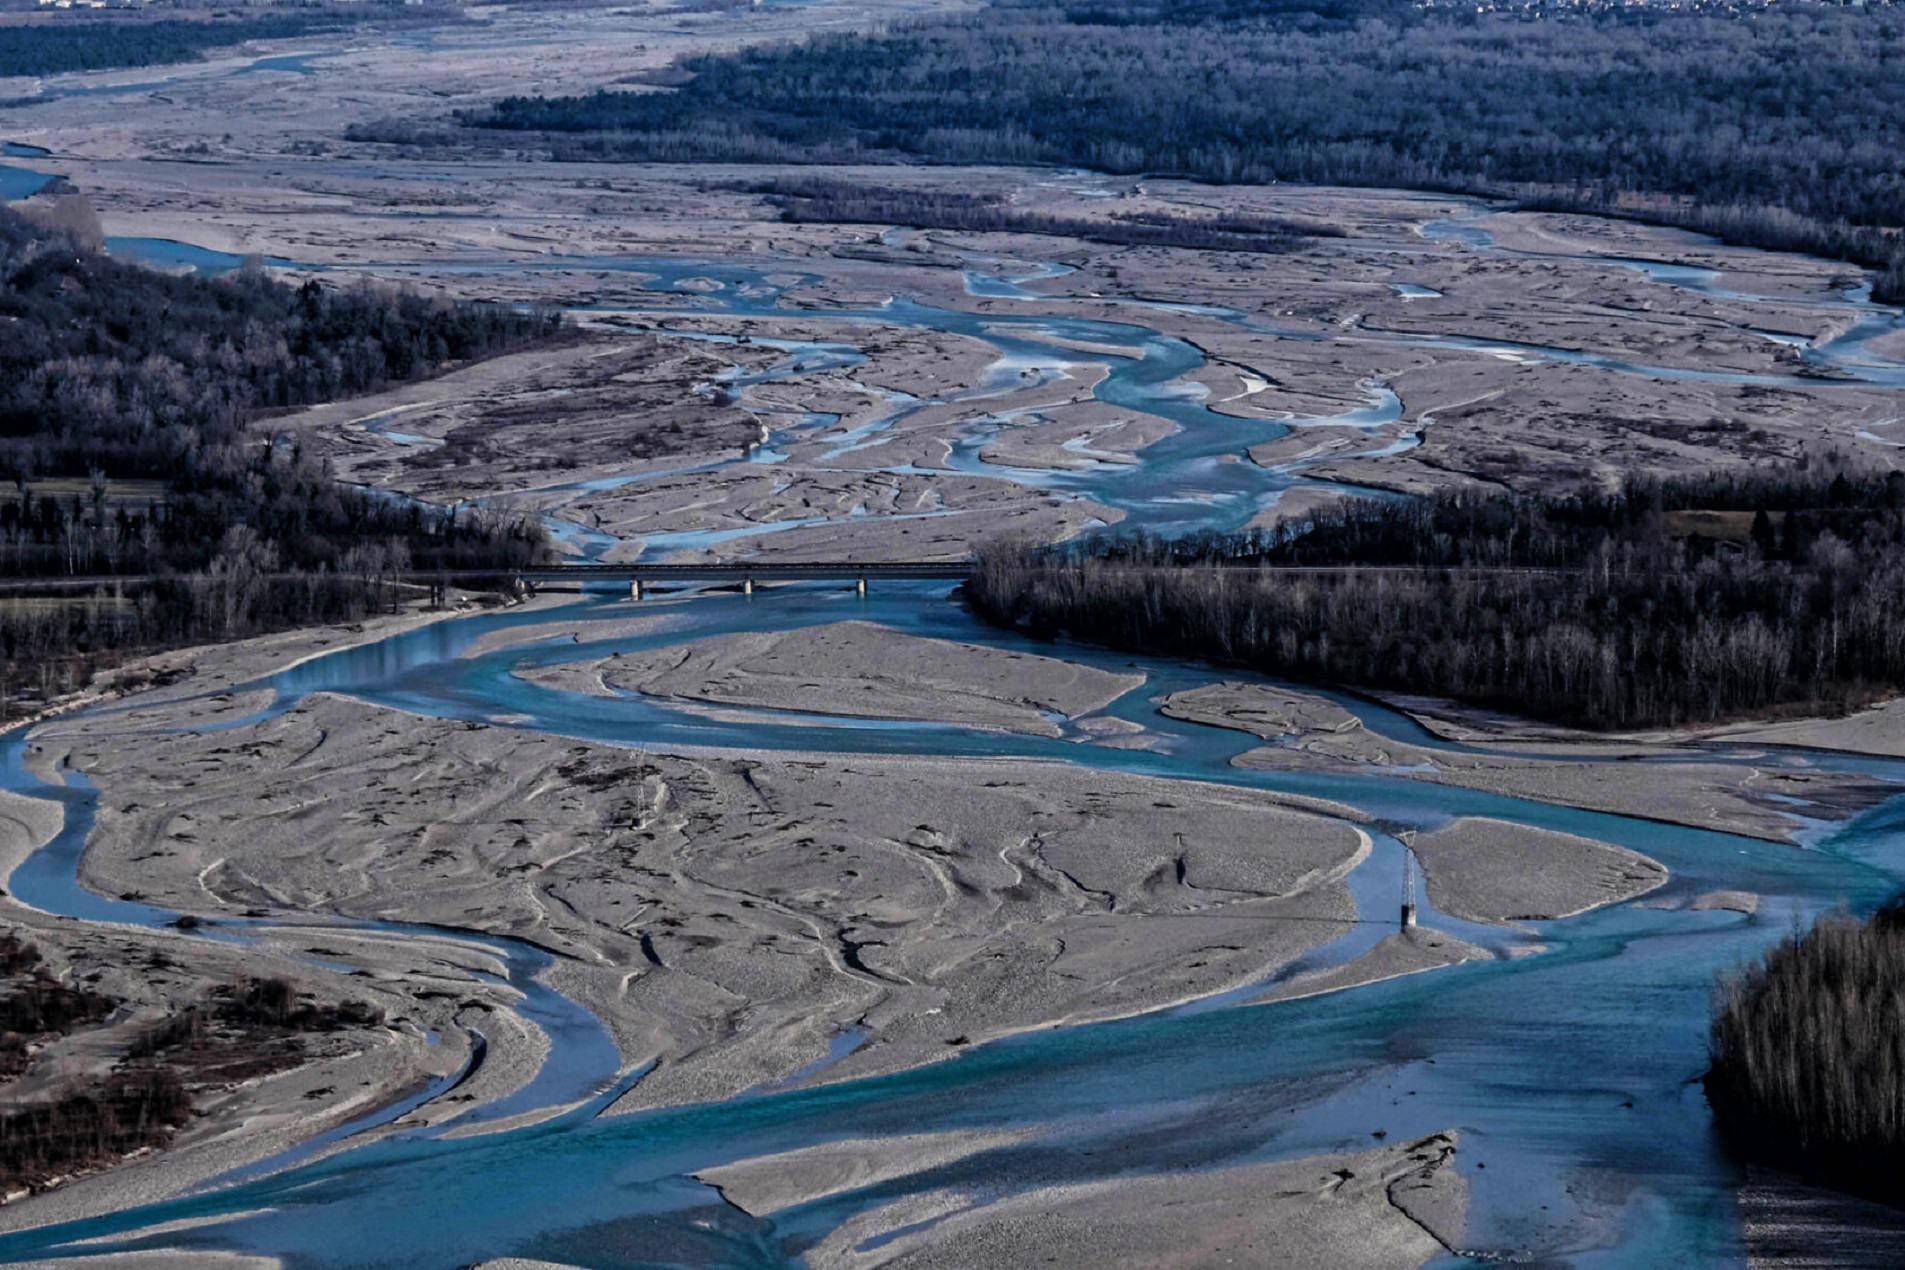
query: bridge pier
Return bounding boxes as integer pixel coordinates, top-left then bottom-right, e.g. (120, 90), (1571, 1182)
(630, 578), (644, 601)
(855, 577), (867, 597)
(742, 577), (754, 597)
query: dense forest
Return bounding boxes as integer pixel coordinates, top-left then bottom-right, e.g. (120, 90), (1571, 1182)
(968, 465), (1905, 730)
(0, 201), (559, 574)
(1706, 896), (1905, 1209)
(461, 0), (1905, 298)
(0, 204), (560, 718)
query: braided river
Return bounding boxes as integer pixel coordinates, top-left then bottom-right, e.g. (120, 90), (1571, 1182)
(2, 209), (1905, 1266)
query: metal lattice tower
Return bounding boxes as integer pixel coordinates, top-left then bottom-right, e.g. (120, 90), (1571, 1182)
(1399, 830), (1418, 929)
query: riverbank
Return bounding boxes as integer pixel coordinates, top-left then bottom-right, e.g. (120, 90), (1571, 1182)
(0, 593), (1858, 1215)
(15, 151), (1905, 562)
(0, 602), (560, 1237)
(0, 600), (1668, 1223)
(0, 571), (1897, 1264)
(3, 9), (1905, 1255)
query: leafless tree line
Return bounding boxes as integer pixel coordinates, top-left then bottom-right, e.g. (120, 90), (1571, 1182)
(1706, 899), (1905, 1207)
(970, 470), (1905, 729)
(464, 0), (1905, 293)
(743, 178), (1339, 251)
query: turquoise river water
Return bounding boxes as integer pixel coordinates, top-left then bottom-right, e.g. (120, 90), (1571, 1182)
(0, 210), (1902, 1267)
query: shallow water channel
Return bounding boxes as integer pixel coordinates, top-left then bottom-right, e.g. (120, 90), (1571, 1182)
(2, 586), (1902, 1268)
(91, 205), (1905, 553)
(1, 216), (1904, 1266)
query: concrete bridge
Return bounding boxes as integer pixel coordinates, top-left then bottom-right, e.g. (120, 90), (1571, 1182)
(507, 560), (974, 598)
(0, 561), (973, 597)
(0, 560), (1571, 601)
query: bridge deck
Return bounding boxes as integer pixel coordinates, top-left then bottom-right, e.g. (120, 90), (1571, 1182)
(0, 560), (1581, 595)
(516, 562), (973, 581)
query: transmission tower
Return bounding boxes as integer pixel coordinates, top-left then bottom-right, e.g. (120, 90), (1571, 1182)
(1399, 829), (1418, 930)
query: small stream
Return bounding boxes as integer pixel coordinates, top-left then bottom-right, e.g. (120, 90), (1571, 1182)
(74, 207), (1905, 553)
(0, 726), (632, 1140)
(0, 142), (55, 200)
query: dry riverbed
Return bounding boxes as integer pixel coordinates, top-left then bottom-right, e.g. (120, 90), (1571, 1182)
(4, 602), (1903, 1256)
(737, 1131), (1465, 1270)
(519, 619), (1143, 737)
(1163, 681), (1893, 843)
(35, 683), (1374, 1112)
(15, 115), (1905, 565)
(7, 9), (1905, 1249)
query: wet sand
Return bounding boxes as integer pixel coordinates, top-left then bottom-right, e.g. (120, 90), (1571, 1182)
(521, 619), (1144, 736)
(10, 145), (1901, 561)
(3, 3), (1904, 1251)
(6, 600), (1903, 1249)
(1410, 817), (1666, 923)
(38, 677), (1381, 1112)
(798, 1132), (1464, 1270)
(1166, 679), (1890, 842)
(0, 803), (485, 1237)
(1715, 699), (1905, 759)
(696, 1129), (1038, 1217)
(1251, 928), (1490, 1005)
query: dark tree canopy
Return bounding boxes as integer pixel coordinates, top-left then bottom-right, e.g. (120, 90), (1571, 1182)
(0, 205), (560, 576)
(0, 7), (462, 80)
(1707, 897), (1905, 1209)
(0, 205), (560, 717)
(456, 0), (1905, 293)
(0, 15), (334, 78)
(970, 466), (1905, 730)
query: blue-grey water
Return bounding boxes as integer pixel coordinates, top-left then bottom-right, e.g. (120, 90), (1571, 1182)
(0, 142), (54, 201)
(0, 210), (1903, 1267)
(0, 584), (1899, 1268)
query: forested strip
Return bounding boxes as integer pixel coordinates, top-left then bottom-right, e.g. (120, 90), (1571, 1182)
(458, 0), (1905, 297)
(0, 206), (560, 494)
(746, 178), (1340, 251)
(0, 204), (561, 719)
(968, 468), (1905, 730)
(0, 201), (560, 579)
(1707, 897), (1905, 1209)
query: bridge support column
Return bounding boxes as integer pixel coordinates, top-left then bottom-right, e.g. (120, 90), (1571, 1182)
(630, 578), (644, 601)
(855, 577), (867, 597)
(742, 577), (754, 597)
